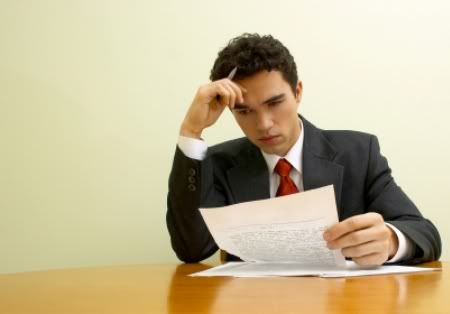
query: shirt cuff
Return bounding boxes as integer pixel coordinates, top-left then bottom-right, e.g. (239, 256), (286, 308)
(385, 223), (414, 263)
(177, 135), (208, 160)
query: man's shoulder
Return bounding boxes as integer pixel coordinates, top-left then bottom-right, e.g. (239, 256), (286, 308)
(302, 116), (376, 151)
(322, 129), (374, 143)
(318, 129), (378, 159)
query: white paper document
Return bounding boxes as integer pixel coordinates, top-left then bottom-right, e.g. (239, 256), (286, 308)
(199, 185), (345, 266)
(195, 185), (440, 278)
(190, 261), (440, 278)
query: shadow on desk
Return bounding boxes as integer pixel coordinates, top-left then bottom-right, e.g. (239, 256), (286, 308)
(166, 262), (443, 314)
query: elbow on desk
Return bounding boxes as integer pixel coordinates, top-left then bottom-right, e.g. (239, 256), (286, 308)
(171, 243), (215, 263)
(169, 235), (217, 263)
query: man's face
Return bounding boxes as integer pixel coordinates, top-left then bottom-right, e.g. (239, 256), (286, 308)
(233, 70), (302, 156)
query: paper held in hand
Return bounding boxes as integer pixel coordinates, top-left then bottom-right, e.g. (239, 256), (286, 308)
(191, 185), (440, 278)
(198, 185), (345, 266)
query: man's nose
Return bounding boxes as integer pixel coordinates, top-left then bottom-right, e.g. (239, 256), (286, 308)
(256, 112), (274, 131)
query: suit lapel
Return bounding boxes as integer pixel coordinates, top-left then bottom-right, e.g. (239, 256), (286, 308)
(225, 117), (344, 209)
(301, 117), (344, 210)
(227, 144), (270, 203)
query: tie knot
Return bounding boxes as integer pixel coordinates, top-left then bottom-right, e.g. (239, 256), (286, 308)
(275, 158), (293, 177)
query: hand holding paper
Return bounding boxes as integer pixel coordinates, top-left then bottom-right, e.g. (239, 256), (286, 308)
(324, 212), (399, 266)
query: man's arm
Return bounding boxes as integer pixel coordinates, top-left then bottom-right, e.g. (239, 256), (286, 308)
(166, 146), (218, 262)
(325, 135), (441, 266)
(179, 77), (245, 139)
(167, 77), (246, 262)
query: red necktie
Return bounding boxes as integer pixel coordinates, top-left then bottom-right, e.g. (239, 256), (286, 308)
(275, 158), (299, 197)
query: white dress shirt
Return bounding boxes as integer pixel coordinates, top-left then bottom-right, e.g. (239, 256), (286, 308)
(177, 120), (413, 263)
(260, 120), (305, 197)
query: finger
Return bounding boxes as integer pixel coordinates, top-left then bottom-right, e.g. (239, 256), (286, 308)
(341, 239), (389, 258)
(196, 83), (220, 104)
(222, 83), (236, 109)
(324, 213), (384, 241)
(327, 223), (388, 249)
(216, 78), (247, 104)
(225, 81), (245, 104)
(214, 84), (231, 107)
(352, 252), (388, 266)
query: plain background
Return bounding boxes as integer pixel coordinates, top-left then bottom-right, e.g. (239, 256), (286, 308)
(1, 0), (449, 273)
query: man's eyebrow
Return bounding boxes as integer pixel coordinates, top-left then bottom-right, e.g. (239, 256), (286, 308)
(262, 93), (285, 104)
(232, 93), (286, 111)
(233, 103), (249, 110)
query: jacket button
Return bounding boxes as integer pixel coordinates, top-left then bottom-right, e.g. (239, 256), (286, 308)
(188, 184), (196, 191)
(188, 168), (196, 176)
(188, 176), (196, 183)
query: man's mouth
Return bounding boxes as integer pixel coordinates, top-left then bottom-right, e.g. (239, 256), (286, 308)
(259, 135), (280, 144)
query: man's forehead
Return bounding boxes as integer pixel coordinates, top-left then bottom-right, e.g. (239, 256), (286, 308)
(242, 85), (290, 104)
(238, 70), (290, 91)
(233, 70), (294, 105)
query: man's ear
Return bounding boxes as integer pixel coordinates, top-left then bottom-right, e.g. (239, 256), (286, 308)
(295, 80), (303, 103)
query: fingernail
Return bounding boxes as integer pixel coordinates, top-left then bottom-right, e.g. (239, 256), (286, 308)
(323, 232), (330, 241)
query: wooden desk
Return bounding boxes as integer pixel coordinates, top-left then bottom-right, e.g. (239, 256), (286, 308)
(0, 262), (446, 313)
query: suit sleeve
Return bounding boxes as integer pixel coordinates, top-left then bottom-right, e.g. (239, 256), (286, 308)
(365, 135), (442, 264)
(166, 146), (225, 263)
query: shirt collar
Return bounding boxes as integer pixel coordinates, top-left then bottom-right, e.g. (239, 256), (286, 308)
(261, 119), (304, 174)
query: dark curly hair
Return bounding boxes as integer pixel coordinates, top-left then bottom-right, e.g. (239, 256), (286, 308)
(210, 33), (298, 94)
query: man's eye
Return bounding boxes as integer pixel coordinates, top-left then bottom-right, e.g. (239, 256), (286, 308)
(268, 100), (282, 107)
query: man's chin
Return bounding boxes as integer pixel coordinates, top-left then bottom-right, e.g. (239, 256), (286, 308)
(258, 144), (284, 156)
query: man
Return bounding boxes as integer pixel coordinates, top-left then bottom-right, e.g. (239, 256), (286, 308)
(167, 33), (441, 266)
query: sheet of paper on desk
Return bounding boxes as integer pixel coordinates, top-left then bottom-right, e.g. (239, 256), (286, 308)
(199, 185), (345, 267)
(189, 261), (440, 278)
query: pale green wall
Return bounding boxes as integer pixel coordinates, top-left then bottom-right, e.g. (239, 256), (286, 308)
(1, 0), (449, 273)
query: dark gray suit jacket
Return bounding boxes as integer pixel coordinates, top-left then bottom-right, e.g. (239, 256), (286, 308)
(167, 117), (441, 264)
